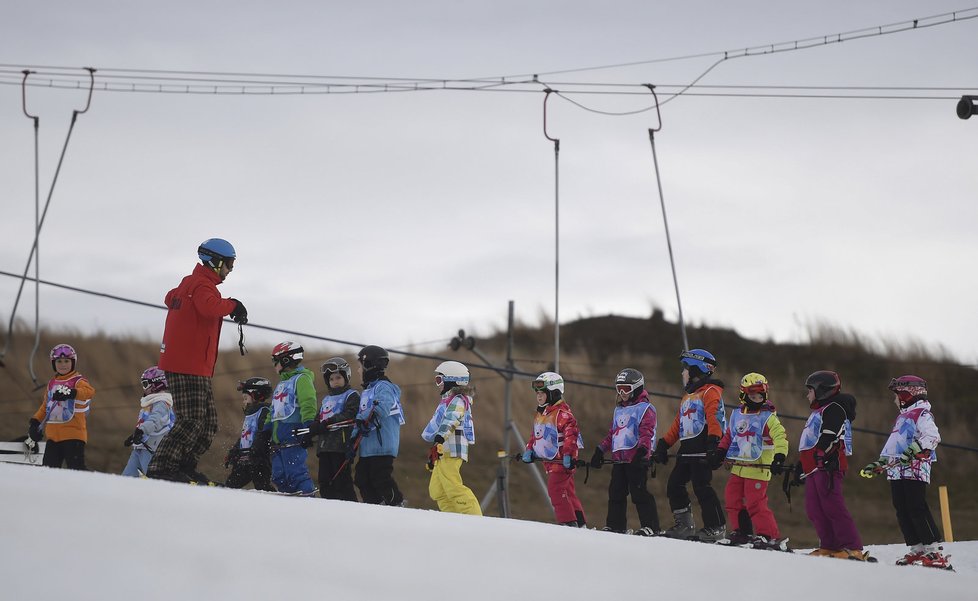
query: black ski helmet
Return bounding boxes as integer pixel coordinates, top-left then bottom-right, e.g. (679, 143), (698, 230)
(357, 345), (390, 373)
(615, 368), (645, 400)
(322, 357), (352, 390)
(237, 377), (272, 402)
(805, 370), (841, 402)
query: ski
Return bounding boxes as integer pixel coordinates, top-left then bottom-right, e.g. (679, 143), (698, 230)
(0, 440), (45, 465)
(249, 487), (319, 498)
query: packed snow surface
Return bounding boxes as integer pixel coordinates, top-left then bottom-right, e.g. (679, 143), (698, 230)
(1, 463), (974, 600)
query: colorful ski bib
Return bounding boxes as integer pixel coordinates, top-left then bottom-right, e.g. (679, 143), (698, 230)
(319, 389), (356, 423)
(530, 408), (583, 460)
(610, 402), (652, 452)
(270, 373), (302, 422)
(44, 375), (86, 424)
(799, 403), (853, 455)
(725, 410), (772, 462)
(678, 386), (726, 441)
(422, 394), (475, 444)
(240, 408), (264, 450)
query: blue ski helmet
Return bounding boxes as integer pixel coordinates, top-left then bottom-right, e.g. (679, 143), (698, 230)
(197, 238), (236, 269)
(680, 348), (716, 378)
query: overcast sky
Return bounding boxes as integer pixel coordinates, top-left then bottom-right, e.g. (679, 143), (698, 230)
(1, 1), (976, 368)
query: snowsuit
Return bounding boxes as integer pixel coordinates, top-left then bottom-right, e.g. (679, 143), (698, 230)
(32, 370), (95, 470)
(660, 377), (727, 529)
(526, 400), (585, 524)
(596, 389), (659, 532)
(149, 263), (236, 477)
(264, 366), (318, 495)
(422, 385), (480, 516)
(880, 399), (943, 547)
(799, 392), (862, 552)
(314, 386), (361, 501)
(225, 402), (273, 491)
(717, 402), (788, 539)
(354, 376), (405, 506)
(122, 391), (176, 477)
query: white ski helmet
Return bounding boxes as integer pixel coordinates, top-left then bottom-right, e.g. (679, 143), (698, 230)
(435, 360), (470, 387)
(532, 371), (564, 394)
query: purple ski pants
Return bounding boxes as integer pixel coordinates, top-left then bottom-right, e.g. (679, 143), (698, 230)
(804, 469), (863, 551)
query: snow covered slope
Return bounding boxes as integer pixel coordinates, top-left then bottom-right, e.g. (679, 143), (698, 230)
(1, 463), (973, 600)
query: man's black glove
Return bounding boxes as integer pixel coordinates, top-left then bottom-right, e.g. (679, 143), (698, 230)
(652, 439), (669, 465)
(229, 299), (248, 325)
(589, 447), (604, 469)
(770, 453), (786, 475)
(631, 446), (648, 465)
(51, 385), (76, 402)
(27, 418), (43, 443)
(223, 447), (241, 469)
(705, 436), (723, 470)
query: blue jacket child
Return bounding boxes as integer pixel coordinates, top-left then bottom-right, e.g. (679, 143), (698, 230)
(352, 345), (405, 505)
(265, 342), (318, 495)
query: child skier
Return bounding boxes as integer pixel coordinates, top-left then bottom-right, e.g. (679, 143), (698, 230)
(422, 360), (481, 515)
(224, 377), (274, 491)
(26, 344), (96, 469)
(353, 345), (406, 506)
(859, 376), (950, 569)
(713, 372), (789, 549)
(264, 342), (318, 495)
(651, 349), (727, 542)
(797, 370), (872, 561)
(294, 357), (361, 501)
(522, 371), (586, 527)
(122, 367), (176, 477)
(589, 367), (659, 535)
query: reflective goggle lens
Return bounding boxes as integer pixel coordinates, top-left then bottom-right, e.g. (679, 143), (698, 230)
(616, 383), (635, 395)
(435, 374), (445, 387)
(322, 361), (343, 374)
(531, 380), (547, 392)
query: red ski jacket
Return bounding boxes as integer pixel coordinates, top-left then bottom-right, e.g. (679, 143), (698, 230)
(158, 263), (236, 377)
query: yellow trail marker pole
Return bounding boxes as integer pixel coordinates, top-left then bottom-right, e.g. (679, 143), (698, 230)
(939, 485), (954, 543)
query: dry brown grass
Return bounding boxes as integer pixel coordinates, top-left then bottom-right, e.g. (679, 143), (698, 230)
(1, 315), (975, 547)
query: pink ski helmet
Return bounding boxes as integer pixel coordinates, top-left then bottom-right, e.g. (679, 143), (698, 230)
(50, 343), (77, 371)
(140, 366), (168, 393)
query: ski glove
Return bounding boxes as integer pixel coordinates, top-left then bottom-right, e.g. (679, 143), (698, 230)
(427, 442), (443, 470)
(652, 439), (669, 465)
(124, 428), (145, 447)
(223, 447), (242, 469)
(769, 453), (786, 476)
(859, 458), (888, 478)
(291, 425), (315, 448)
(589, 447), (604, 469)
(814, 450), (839, 472)
(631, 446), (649, 465)
(229, 299), (248, 325)
(705, 436), (723, 470)
(521, 450), (535, 464)
(901, 441), (930, 464)
(562, 455), (573, 469)
(51, 385), (76, 402)
(27, 418), (43, 443)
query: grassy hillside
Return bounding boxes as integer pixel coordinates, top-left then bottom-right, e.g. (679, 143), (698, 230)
(1, 312), (975, 548)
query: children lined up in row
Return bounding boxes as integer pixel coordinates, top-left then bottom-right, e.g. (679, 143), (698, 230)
(25, 342), (949, 569)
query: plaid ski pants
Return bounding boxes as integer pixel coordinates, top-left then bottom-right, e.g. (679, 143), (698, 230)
(148, 372), (218, 474)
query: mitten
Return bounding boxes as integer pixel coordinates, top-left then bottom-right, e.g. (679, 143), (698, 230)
(901, 441), (930, 464)
(521, 449), (534, 464)
(589, 447), (604, 469)
(859, 458), (887, 478)
(769, 453), (786, 475)
(562, 455), (573, 469)
(631, 446), (648, 465)
(652, 439), (669, 465)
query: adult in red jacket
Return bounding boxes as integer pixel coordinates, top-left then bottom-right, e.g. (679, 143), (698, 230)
(147, 238), (248, 483)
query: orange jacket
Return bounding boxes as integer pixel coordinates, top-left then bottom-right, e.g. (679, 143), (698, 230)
(662, 382), (724, 448)
(32, 371), (95, 443)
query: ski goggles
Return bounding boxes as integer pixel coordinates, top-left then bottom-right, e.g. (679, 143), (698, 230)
(740, 382), (769, 396)
(435, 374), (446, 387)
(616, 382), (641, 396)
(679, 350), (715, 365)
(50, 344), (75, 359)
(888, 377), (926, 391)
(531, 379), (548, 392)
(321, 360), (347, 375)
(140, 378), (160, 390)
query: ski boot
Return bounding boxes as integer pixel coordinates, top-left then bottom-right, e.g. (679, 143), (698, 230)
(718, 529), (752, 547)
(600, 526), (626, 534)
(633, 526), (662, 537)
(749, 535), (791, 552)
(895, 546), (925, 566)
(842, 549), (877, 562)
(808, 548), (836, 557)
(662, 506), (696, 540)
(690, 525), (726, 543)
(916, 548), (954, 571)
